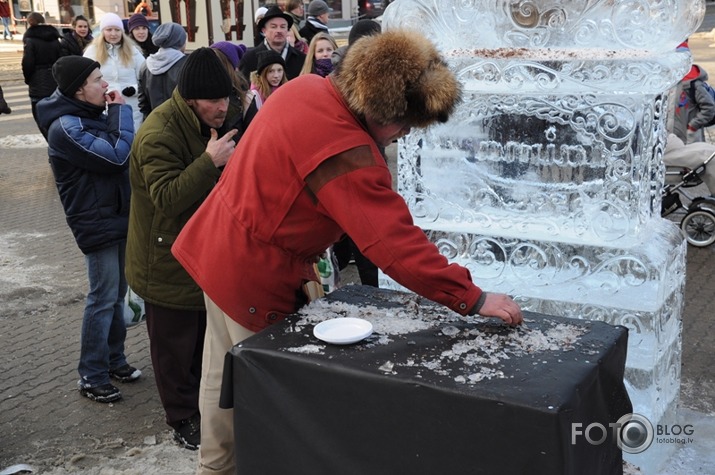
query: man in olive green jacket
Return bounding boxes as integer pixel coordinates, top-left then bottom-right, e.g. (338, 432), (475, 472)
(125, 48), (245, 451)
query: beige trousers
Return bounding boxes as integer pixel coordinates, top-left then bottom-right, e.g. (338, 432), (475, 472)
(197, 294), (256, 475)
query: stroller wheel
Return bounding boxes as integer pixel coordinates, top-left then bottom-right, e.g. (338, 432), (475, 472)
(681, 210), (715, 247)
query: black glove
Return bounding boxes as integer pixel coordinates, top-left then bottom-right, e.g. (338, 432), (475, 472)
(122, 86), (136, 97)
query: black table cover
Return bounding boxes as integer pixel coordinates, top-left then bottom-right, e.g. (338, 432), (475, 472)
(222, 286), (632, 475)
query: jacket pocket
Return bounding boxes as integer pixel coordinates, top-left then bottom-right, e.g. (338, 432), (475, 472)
(148, 229), (177, 268)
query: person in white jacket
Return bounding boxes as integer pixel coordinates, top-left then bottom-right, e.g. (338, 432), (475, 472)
(84, 13), (146, 132)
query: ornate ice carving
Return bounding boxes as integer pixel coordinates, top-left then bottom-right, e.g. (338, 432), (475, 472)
(383, 2), (704, 470)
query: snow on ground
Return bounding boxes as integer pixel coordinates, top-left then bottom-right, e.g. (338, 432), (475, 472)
(0, 134), (47, 149)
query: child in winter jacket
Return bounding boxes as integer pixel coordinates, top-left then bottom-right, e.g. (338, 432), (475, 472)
(244, 50), (287, 122)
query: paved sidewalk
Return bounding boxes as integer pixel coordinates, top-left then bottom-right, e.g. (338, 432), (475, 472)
(0, 146), (184, 471)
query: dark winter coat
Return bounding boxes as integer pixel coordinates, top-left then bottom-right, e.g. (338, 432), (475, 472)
(59, 29), (93, 56)
(137, 50), (187, 117)
(133, 34), (159, 58)
(22, 24), (62, 99)
(125, 88), (244, 309)
(238, 42), (305, 81)
(298, 18), (328, 45)
(36, 91), (134, 254)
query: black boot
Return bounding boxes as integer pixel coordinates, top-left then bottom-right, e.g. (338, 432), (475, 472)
(0, 86), (11, 114)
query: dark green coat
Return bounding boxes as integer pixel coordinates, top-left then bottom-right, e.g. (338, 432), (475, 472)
(126, 88), (242, 309)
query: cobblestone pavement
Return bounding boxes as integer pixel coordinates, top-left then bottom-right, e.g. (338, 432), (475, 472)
(1, 23), (715, 475)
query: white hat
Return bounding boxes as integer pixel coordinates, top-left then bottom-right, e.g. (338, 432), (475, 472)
(100, 12), (124, 31)
(254, 7), (268, 24)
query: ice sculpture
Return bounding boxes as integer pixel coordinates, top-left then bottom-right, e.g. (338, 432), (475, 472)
(381, 1), (706, 472)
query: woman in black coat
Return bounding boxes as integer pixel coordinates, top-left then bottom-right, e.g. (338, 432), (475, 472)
(22, 12), (62, 139)
(60, 15), (94, 56)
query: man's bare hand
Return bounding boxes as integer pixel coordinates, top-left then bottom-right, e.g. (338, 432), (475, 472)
(205, 128), (238, 168)
(104, 90), (126, 105)
(477, 293), (523, 326)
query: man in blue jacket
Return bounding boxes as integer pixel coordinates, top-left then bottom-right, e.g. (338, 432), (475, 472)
(37, 56), (141, 403)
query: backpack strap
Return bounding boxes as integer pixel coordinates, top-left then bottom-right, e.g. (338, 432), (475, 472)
(687, 79), (701, 104)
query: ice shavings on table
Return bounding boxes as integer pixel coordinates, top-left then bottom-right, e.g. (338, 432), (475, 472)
(428, 322), (586, 383)
(293, 296), (440, 341)
(285, 344), (325, 354)
(290, 293), (588, 384)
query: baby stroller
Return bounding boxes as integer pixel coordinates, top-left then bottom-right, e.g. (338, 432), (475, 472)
(661, 151), (715, 247)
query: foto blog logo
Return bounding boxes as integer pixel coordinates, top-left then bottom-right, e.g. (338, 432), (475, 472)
(571, 413), (656, 454)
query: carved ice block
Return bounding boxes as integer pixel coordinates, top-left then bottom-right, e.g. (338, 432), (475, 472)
(382, 1), (706, 472)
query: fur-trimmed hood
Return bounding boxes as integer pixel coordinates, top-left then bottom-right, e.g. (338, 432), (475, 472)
(333, 29), (461, 128)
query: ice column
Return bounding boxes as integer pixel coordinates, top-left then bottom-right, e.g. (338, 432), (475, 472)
(382, 1), (705, 472)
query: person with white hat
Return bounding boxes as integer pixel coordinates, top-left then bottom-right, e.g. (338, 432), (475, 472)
(84, 12), (146, 132)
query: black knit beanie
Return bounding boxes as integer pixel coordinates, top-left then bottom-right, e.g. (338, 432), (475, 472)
(52, 56), (101, 97)
(256, 50), (286, 75)
(348, 19), (381, 45)
(178, 47), (232, 100)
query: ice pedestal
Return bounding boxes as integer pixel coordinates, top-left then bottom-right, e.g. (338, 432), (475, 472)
(381, 1), (705, 473)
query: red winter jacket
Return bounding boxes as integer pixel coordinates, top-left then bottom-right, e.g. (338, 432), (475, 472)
(172, 75), (482, 332)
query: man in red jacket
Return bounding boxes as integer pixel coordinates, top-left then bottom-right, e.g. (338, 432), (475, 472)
(172, 29), (523, 475)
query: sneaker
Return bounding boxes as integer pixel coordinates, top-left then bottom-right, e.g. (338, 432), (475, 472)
(173, 413), (201, 450)
(109, 364), (142, 383)
(79, 382), (122, 403)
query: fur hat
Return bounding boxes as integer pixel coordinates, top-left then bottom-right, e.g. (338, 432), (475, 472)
(152, 22), (187, 49)
(258, 6), (293, 30)
(334, 29), (461, 128)
(178, 47), (232, 99)
(211, 41), (247, 69)
(307, 0), (330, 17)
(52, 56), (101, 97)
(127, 13), (149, 33)
(100, 13), (124, 32)
(256, 50), (286, 74)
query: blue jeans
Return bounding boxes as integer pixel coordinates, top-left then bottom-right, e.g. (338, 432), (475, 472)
(1, 17), (10, 39)
(78, 241), (129, 387)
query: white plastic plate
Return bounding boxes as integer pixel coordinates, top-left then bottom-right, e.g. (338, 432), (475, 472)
(313, 317), (373, 345)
